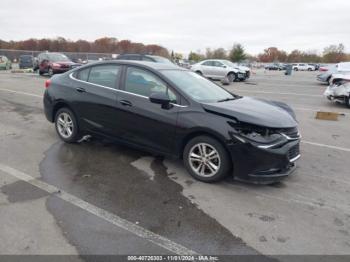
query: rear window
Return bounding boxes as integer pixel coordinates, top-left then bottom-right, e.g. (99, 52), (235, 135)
(76, 68), (90, 81)
(87, 65), (121, 89)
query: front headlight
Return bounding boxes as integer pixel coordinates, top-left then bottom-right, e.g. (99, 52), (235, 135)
(228, 121), (284, 146)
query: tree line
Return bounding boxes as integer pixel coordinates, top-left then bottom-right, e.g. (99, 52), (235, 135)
(189, 43), (350, 63)
(0, 37), (170, 57)
(1, 37), (349, 63)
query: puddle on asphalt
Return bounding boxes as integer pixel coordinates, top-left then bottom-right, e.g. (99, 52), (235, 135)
(39, 139), (260, 255)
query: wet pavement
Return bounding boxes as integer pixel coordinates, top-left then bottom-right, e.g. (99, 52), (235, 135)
(0, 70), (350, 257)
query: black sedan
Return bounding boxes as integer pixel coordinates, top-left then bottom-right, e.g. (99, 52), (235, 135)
(43, 61), (301, 184)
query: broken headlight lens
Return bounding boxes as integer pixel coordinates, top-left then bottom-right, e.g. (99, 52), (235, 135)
(228, 122), (283, 144)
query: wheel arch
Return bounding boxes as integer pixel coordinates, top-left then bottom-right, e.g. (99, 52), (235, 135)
(52, 101), (77, 122)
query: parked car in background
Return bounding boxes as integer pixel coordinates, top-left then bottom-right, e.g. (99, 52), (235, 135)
(308, 63), (320, 71)
(116, 54), (174, 64)
(324, 73), (350, 108)
(44, 60), (300, 183)
(177, 59), (192, 69)
(229, 62), (251, 79)
(292, 63), (315, 71)
(190, 59), (247, 82)
(265, 63), (286, 71)
(38, 52), (81, 76)
(317, 63), (350, 84)
(0, 55), (12, 70)
(19, 55), (34, 69)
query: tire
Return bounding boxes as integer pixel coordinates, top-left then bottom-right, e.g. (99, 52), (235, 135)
(294, 68), (298, 71)
(227, 72), (236, 82)
(183, 135), (231, 183)
(327, 76), (331, 85)
(345, 96), (350, 108)
(39, 69), (44, 76)
(308, 68), (312, 71)
(48, 67), (54, 77)
(195, 70), (203, 76)
(54, 108), (80, 143)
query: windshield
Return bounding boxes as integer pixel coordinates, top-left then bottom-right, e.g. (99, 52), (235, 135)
(162, 70), (236, 103)
(48, 53), (70, 62)
(20, 56), (32, 61)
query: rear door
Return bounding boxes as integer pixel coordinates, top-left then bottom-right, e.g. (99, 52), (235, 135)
(200, 61), (215, 77)
(71, 64), (123, 137)
(116, 66), (179, 154)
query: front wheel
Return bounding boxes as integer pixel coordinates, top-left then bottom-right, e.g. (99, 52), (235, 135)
(55, 108), (80, 143)
(183, 136), (231, 182)
(48, 67), (54, 77)
(227, 72), (237, 82)
(345, 96), (350, 108)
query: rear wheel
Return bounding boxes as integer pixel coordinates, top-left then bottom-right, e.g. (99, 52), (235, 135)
(54, 108), (80, 143)
(195, 70), (203, 76)
(183, 136), (231, 182)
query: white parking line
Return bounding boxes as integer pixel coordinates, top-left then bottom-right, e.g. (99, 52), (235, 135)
(0, 88), (42, 98)
(302, 140), (350, 152)
(236, 89), (322, 97)
(0, 163), (197, 255)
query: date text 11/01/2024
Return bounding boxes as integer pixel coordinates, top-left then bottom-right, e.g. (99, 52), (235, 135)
(127, 255), (219, 261)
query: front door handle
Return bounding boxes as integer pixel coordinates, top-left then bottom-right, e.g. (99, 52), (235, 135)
(119, 100), (132, 107)
(76, 87), (86, 93)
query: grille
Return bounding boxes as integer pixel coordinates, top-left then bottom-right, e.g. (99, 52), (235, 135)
(288, 143), (300, 160)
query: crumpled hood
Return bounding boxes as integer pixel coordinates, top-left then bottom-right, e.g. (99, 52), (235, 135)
(201, 97), (297, 128)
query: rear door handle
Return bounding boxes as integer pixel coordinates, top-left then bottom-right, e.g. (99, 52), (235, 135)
(119, 100), (132, 107)
(76, 87), (86, 93)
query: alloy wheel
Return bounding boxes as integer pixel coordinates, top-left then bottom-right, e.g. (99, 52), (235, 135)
(57, 112), (74, 139)
(188, 143), (221, 177)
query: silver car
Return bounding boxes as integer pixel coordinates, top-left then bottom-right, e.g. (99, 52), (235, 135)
(317, 62), (350, 84)
(190, 59), (247, 82)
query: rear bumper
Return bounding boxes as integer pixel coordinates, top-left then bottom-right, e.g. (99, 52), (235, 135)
(43, 90), (54, 122)
(228, 139), (300, 184)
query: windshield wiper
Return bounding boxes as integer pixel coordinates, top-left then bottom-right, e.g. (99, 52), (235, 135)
(217, 97), (236, 102)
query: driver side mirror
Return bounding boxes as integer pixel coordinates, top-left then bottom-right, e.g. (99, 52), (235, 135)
(149, 93), (172, 109)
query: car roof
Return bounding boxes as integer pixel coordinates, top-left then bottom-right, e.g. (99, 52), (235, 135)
(82, 60), (184, 71)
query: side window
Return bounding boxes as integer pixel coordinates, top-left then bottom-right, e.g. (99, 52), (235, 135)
(87, 65), (120, 89)
(125, 67), (177, 102)
(76, 67), (90, 81)
(213, 61), (224, 67)
(202, 61), (213, 66)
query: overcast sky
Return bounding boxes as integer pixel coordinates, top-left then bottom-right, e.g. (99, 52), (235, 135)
(1, 0), (350, 55)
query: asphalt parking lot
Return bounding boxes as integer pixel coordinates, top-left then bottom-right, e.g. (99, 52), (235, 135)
(0, 69), (349, 258)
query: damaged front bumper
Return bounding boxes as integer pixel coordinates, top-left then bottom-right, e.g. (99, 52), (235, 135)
(228, 131), (301, 184)
(324, 84), (350, 104)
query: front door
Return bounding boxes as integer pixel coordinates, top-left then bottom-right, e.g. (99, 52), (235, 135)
(116, 66), (179, 154)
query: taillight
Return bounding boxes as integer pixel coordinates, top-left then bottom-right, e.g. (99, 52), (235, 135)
(45, 79), (51, 89)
